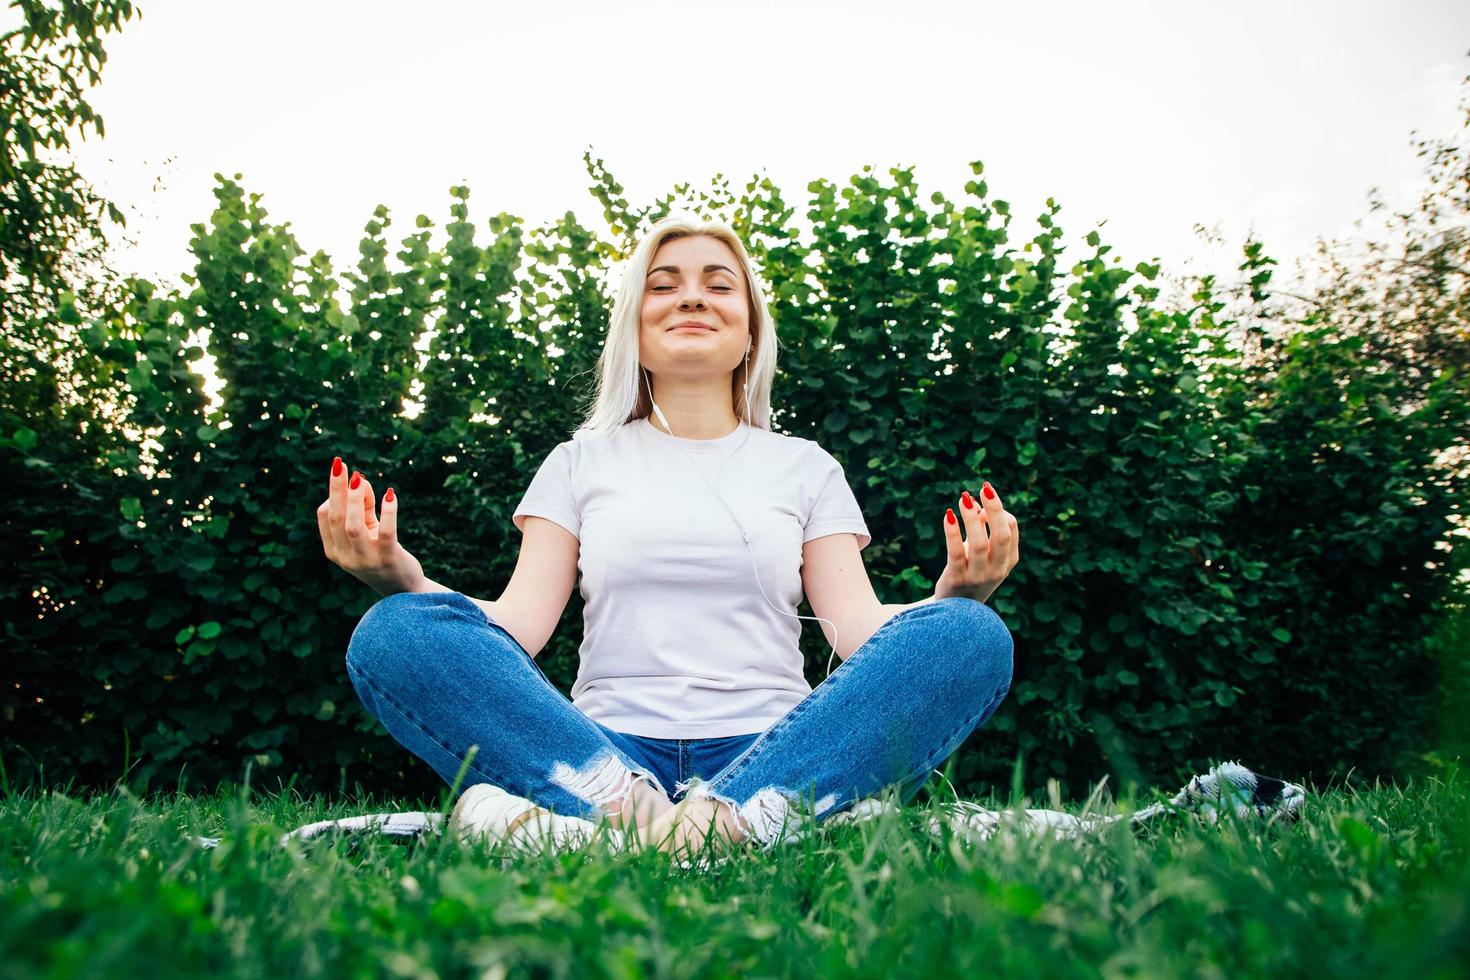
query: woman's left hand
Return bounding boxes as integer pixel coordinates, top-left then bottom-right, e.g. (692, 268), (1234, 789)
(933, 481), (1019, 603)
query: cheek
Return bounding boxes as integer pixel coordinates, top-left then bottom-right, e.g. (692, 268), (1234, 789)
(721, 293), (751, 324)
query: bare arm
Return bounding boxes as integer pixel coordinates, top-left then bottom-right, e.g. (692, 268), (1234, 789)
(802, 533), (943, 663)
(804, 483), (1021, 661)
(414, 517), (579, 660)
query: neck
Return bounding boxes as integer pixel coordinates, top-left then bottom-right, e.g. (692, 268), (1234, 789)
(648, 410), (741, 440)
(645, 371), (743, 440)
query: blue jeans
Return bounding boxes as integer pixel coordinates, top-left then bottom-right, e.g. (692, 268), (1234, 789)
(345, 591), (1013, 848)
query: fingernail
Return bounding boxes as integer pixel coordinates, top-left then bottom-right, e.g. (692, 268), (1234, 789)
(946, 508), (957, 525)
(961, 490), (974, 510)
(350, 472), (361, 490)
(332, 457), (343, 477)
(983, 482), (996, 500)
(385, 487), (395, 503)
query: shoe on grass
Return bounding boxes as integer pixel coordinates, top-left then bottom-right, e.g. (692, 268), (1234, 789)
(765, 797), (905, 849)
(672, 853), (732, 872)
(929, 801), (1124, 844)
(451, 783), (615, 854)
(1131, 760), (1307, 827)
(930, 761), (1307, 844)
(828, 797), (904, 827)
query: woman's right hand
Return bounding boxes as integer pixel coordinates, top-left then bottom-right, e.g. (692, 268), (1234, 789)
(317, 456), (426, 596)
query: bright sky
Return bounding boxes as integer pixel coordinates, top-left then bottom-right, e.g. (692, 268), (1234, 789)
(31, 0), (1470, 293)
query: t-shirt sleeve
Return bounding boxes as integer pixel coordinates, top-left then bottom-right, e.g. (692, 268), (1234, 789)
(803, 445), (872, 551)
(512, 442), (580, 539)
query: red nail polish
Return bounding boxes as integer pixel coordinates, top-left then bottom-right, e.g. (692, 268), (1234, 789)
(961, 490), (974, 510)
(983, 482), (996, 500)
(385, 487), (395, 503)
(332, 457), (343, 477)
(350, 472), (361, 490)
(946, 508), (957, 525)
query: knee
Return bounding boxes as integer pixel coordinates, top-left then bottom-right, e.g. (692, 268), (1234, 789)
(344, 591), (443, 684)
(936, 597), (1014, 693)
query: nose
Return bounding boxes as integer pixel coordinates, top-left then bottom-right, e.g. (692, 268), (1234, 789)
(677, 283), (708, 310)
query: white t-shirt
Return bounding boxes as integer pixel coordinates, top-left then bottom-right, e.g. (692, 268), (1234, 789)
(511, 416), (872, 738)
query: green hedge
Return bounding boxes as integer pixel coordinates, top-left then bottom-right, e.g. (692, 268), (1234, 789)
(3, 159), (1466, 800)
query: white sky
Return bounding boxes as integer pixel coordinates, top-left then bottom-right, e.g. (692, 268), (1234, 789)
(28, 0), (1470, 292)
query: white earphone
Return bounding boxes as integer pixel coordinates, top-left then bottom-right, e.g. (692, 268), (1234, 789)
(641, 338), (844, 678)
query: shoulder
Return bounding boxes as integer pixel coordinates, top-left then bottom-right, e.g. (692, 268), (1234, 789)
(568, 421), (640, 450)
(539, 438), (580, 463)
(540, 422), (639, 471)
(771, 429), (847, 470)
(528, 436), (593, 478)
(559, 423), (626, 453)
(733, 425), (829, 466)
(756, 423), (812, 451)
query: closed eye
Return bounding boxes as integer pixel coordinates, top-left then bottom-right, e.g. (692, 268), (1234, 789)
(648, 285), (735, 292)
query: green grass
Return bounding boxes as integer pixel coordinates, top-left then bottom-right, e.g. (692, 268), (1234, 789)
(2, 763), (1468, 979)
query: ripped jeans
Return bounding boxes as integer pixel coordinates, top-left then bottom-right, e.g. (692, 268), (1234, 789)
(345, 591), (1013, 849)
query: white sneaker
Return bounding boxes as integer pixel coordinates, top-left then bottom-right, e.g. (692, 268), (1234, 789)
(931, 762), (1307, 844)
(1133, 761), (1308, 826)
(451, 783), (604, 853)
(929, 801), (1124, 843)
(828, 798), (904, 827)
(773, 797), (904, 848)
(672, 853), (732, 872)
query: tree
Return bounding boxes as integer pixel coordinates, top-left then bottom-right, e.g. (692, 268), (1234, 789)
(1, 0), (138, 419)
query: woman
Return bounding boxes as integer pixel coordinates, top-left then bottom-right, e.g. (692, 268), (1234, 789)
(318, 214), (1020, 860)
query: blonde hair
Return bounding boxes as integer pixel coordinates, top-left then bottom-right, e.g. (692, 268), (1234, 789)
(572, 213), (777, 439)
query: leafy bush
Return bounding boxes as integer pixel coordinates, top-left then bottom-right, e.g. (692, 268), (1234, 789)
(4, 141), (1465, 800)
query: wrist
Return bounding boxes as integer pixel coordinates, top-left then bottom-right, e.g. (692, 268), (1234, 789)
(365, 568), (430, 597)
(933, 584), (990, 603)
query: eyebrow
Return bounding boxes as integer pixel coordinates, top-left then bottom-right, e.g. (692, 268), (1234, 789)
(646, 264), (738, 277)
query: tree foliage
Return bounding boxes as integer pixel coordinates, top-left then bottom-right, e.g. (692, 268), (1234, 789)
(2, 0), (136, 327)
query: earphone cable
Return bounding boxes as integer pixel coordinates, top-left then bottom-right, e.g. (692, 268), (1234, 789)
(642, 349), (842, 680)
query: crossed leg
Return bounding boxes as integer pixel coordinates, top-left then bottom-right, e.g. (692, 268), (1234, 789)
(346, 591), (1011, 856)
(648, 597), (1015, 851)
(346, 592), (757, 853)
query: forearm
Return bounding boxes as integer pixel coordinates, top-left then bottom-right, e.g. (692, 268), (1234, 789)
(830, 593), (944, 663)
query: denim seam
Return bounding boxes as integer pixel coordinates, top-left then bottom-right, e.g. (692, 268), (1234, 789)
(894, 682), (1011, 793)
(698, 689), (822, 794)
(700, 602), (956, 792)
(353, 598), (671, 808)
(703, 600), (1000, 801)
(828, 597), (960, 673)
(467, 595), (548, 676)
(346, 660), (507, 790)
